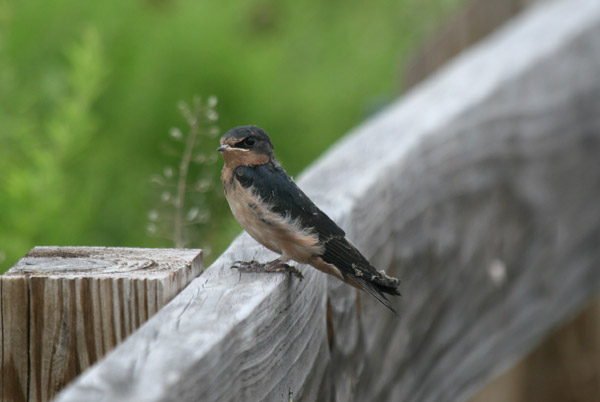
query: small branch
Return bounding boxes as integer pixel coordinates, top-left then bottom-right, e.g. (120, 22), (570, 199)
(174, 118), (199, 248)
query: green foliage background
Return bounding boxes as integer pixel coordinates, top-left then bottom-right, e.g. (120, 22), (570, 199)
(0, 0), (462, 272)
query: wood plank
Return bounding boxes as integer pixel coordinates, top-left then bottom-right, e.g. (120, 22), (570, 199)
(56, 0), (600, 401)
(1, 247), (201, 402)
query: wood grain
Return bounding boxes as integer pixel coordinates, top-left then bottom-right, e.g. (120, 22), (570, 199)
(1, 247), (202, 402)
(57, 0), (600, 401)
(1, 277), (29, 402)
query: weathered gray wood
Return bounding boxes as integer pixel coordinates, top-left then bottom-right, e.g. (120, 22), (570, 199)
(57, 0), (600, 401)
(0, 247), (202, 402)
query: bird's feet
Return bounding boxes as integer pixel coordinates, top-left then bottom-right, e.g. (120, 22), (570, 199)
(231, 258), (304, 280)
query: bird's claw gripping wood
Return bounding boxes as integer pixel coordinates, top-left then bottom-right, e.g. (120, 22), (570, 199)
(231, 259), (304, 280)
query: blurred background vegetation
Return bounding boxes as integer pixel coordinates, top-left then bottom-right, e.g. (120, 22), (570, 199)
(0, 0), (464, 272)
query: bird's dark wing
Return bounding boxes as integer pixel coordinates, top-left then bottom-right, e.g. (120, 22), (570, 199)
(234, 163), (344, 240)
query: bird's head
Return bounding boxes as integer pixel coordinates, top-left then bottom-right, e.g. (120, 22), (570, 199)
(217, 125), (275, 167)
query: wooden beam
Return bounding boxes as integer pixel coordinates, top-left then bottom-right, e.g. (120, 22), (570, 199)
(57, 0), (600, 400)
(0, 247), (202, 402)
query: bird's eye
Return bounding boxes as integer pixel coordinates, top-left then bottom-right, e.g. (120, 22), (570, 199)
(244, 136), (256, 147)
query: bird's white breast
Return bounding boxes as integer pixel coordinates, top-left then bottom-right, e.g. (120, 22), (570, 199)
(225, 179), (323, 262)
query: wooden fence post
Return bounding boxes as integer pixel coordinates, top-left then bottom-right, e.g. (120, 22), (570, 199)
(0, 246), (202, 402)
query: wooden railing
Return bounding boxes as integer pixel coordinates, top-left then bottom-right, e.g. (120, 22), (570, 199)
(2, 0), (599, 400)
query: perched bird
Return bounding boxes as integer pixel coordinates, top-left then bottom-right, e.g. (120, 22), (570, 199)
(217, 125), (400, 314)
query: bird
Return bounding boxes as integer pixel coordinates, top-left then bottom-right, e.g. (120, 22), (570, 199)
(217, 125), (400, 314)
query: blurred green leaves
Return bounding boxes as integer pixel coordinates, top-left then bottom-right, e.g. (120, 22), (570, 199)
(0, 25), (108, 270)
(0, 0), (463, 271)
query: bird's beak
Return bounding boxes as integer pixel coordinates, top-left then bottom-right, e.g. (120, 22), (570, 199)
(217, 144), (230, 152)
